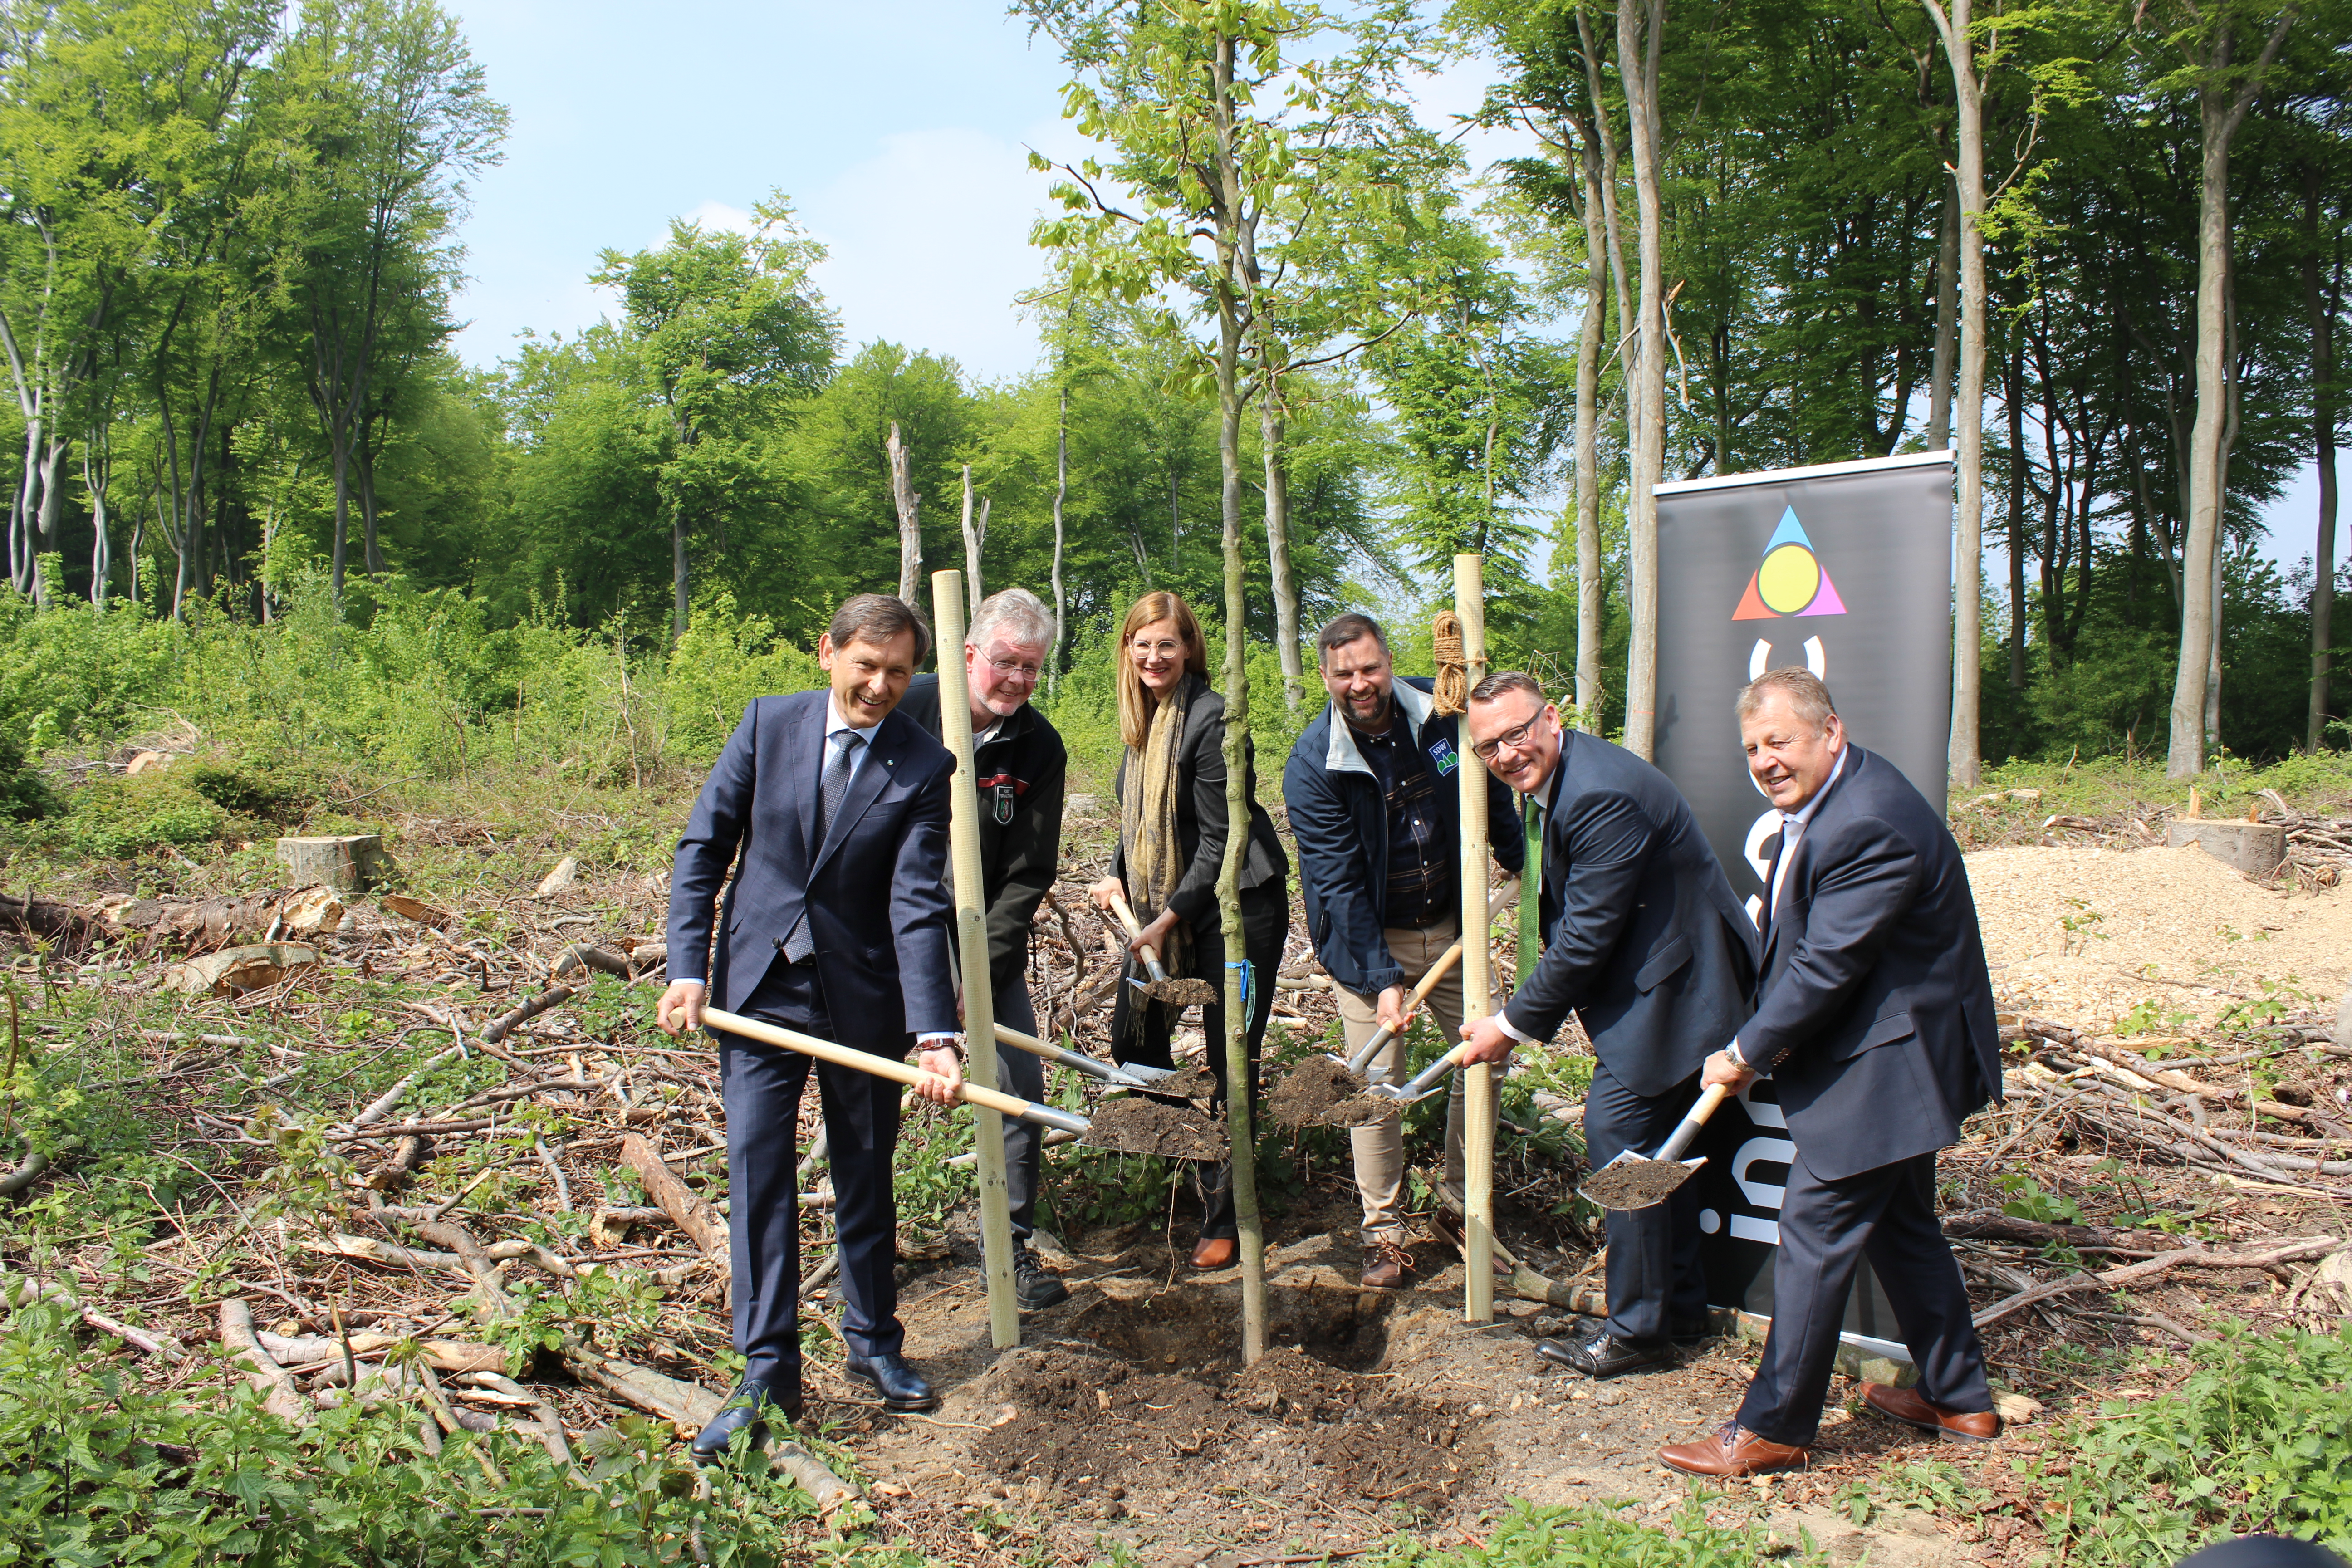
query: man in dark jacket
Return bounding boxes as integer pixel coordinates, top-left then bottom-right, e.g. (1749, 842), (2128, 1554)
(896, 587), (1070, 1313)
(657, 593), (962, 1457)
(1283, 613), (1524, 1289)
(1660, 668), (2002, 1478)
(1459, 671), (1758, 1377)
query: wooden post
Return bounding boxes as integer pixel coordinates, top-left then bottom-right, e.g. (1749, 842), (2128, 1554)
(1453, 554), (1495, 1323)
(930, 569), (1019, 1350)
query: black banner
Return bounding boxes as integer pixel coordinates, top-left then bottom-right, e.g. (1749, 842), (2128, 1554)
(1650, 451), (1955, 1348)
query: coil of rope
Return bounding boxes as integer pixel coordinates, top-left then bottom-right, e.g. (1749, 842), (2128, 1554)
(1432, 609), (1470, 715)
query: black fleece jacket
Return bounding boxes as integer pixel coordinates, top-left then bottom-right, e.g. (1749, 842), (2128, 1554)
(897, 673), (1067, 992)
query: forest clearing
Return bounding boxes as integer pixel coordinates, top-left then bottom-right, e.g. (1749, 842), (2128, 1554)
(2, 732), (2349, 1566)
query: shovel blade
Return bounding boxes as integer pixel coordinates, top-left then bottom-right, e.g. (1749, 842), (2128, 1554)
(1141, 977), (1218, 1007)
(1578, 1153), (1707, 1212)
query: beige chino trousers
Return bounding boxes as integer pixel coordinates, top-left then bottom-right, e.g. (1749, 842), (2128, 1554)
(1337, 911), (1497, 1246)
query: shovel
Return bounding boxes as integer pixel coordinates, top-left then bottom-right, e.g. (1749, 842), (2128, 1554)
(1103, 888), (1218, 1007)
(1328, 941), (1466, 1078)
(1363, 1039), (1474, 1105)
(1577, 1083), (1731, 1211)
(994, 1021), (1176, 1090)
(703, 1008), (1225, 1160)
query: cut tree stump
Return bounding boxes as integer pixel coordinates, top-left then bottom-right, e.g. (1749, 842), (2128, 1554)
(275, 835), (387, 894)
(2165, 819), (2286, 877)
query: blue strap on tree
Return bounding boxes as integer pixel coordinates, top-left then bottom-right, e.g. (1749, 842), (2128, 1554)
(1226, 958), (1252, 1023)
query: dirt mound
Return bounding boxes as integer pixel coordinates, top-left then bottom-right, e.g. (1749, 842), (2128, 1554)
(1268, 1055), (1396, 1128)
(1965, 844), (2352, 1032)
(969, 1347), (1239, 1485)
(1086, 1096), (1226, 1160)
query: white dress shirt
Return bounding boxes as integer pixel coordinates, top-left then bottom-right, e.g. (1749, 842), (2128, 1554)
(1729, 741), (1847, 1071)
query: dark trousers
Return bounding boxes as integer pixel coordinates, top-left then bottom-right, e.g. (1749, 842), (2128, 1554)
(994, 980), (1044, 1244)
(722, 958), (909, 1382)
(1736, 1147), (1993, 1448)
(1110, 881), (1284, 1240)
(1582, 1063), (1708, 1344)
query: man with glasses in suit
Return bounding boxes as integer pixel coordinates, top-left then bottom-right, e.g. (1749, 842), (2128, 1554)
(1456, 672), (1758, 1377)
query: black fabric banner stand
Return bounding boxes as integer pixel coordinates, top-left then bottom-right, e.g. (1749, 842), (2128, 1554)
(1651, 450), (1955, 1365)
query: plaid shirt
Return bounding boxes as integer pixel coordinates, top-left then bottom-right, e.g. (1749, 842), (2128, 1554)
(1354, 720), (1452, 929)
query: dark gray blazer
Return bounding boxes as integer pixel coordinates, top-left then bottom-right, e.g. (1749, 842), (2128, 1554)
(1503, 730), (1758, 1099)
(668, 690), (956, 1038)
(1109, 672), (1287, 936)
(1740, 743), (2001, 1182)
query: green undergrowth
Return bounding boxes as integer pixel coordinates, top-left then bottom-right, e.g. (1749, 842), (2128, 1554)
(0, 1301), (920, 1568)
(1367, 1497), (1828, 1568)
(1952, 751), (2352, 848)
(1888, 1322), (2352, 1566)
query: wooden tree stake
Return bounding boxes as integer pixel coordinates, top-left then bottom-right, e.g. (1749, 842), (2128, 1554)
(931, 569), (1019, 1350)
(1453, 554), (1495, 1322)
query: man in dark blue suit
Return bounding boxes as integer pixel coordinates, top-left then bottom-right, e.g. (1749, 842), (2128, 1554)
(657, 593), (964, 1460)
(1660, 667), (2003, 1479)
(1457, 671), (1757, 1377)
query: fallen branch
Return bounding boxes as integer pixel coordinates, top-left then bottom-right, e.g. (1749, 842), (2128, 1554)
(10, 1278), (186, 1360)
(219, 1298), (314, 1424)
(1972, 1236), (2344, 1330)
(619, 1134), (730, 1269)
(484, 985), (578, 1044)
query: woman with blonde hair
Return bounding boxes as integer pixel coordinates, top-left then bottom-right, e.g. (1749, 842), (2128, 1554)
(1088, 589), (1289, 1269)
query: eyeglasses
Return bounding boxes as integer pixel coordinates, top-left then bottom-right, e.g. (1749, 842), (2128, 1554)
(1470, 706), (1551, 762)
(1130, 638), (1184, 659)
(984, 656), (1041, 683)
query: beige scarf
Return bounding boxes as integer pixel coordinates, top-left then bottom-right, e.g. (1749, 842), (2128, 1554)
(1119, 675), (1193, 986)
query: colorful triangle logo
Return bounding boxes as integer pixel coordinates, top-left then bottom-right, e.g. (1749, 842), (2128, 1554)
(1732, 508), (1847, 621)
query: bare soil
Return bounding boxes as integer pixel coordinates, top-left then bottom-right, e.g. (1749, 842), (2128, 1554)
(1578, 1155), (1695, 1211)
(1266, 1055), (1396, 1128)
(1086, 1096), (1227, 1161)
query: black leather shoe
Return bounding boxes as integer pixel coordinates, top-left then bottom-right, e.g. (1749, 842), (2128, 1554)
(843, 1352), (939, 1412)
(1671, 1316), (1715, 1345)
(1537, 1332), (1673, 1378)
(690, 1377), (802, 1465)
(1013, 1246), (1069, 1312)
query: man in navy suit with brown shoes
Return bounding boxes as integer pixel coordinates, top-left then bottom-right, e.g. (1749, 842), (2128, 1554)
(1658, 667), (2004, 1480)
(657, 593), (965, 1463)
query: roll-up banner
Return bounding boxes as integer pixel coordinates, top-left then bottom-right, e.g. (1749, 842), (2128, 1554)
(1651, 449), (1955, 1357)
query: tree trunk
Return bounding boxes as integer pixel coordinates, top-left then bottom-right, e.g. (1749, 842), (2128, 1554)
(329, 428), (352, 609)
(85, 441), (110, 609)
(1574, 9), (1634, 359)
(961, 464), (985, 615)
(2303, 165), (2341, 751)
(1260, 392), (1305, 713)
(1928, 181), (1959, 449)
(1051, 385), (1069, 697)
(31, 431), (67, 607)
(1924, 0), (1987, 787)
(1573, 111), (1609, 731)
(1618, 0), (1667, 761)
(1207, 26), (1266, 1367)
(888, 421), (922, 603)
(2167, 14), (2293, 778)
(670, 500), (689, 646)
(2007, 338), (2028, 692)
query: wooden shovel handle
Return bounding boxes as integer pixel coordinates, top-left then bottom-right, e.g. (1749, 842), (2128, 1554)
(1344, 943), (1470, 1074)
(1105, 887), (1171, 977)
(1651, 1082), (1732, 1165)
(703, 1008), (1056, 1124)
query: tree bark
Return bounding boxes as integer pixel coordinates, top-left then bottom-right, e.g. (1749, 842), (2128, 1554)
(961, 464), (986, 615)
(1923, 0), (1987, 787)
(1618, 0), (1667, 760)
(1572, 107), (1610, 731)
(2167, 12), (2294, 777)
(1928, 180), (1959, 449)
(1051, 383), (1069, 697)
(2303, 164), (2341, 751)
(1207, 25), (1267, 1366)
(888, 421), (921, 603)
(1260, 391), (1305, 713)
(2007, 337), (2029, 692)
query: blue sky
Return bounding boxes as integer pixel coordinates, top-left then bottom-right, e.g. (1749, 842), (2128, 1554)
(437, 0), (2325, 576)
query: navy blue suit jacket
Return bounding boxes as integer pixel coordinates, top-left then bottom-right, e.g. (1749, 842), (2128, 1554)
(668, 690), (957, 1039)
(1741, 744), (2001, 1182)
(1502, 730), (1758, 1099)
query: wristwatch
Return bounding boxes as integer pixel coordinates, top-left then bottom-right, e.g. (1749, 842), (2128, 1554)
(1723, 1040), (1751, 1071)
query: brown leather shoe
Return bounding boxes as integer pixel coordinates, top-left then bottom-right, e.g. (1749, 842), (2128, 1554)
(1191, 1235), (1237, 1270)
(1427, 1206), (1513, 1277)
(1657, 1420), (1810, 1478)
(1862, 1382), (2001, 1443)
(1360, 1240), (1414, 1290)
